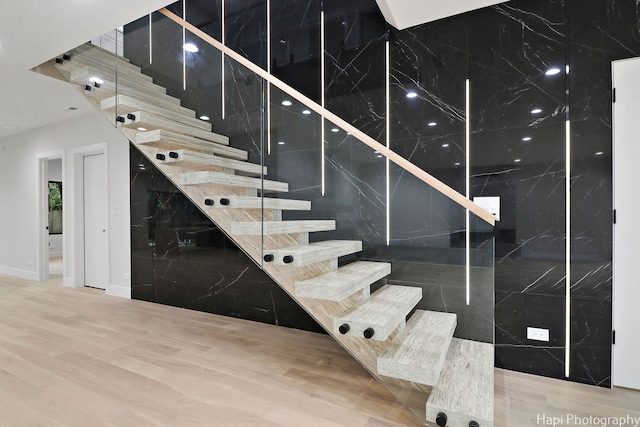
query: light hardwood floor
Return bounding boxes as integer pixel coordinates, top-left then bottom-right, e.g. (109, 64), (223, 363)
(1, 274), (639, 427)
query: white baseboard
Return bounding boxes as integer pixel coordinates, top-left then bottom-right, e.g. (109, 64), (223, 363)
(0, 265), (38, 281)
(107, 284), (131, 299)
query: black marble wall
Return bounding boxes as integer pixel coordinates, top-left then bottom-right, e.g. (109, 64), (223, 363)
(129, 144), (324, 332)
(122, 0), (640, 388)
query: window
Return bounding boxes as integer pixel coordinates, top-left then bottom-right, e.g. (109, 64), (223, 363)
(48, 181), (62, 234)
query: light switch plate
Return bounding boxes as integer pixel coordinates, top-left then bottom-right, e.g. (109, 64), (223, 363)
(527, 327), (550, 342)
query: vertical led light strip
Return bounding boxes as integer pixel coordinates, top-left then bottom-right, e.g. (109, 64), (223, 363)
(266, 0), (271, 154)
(565, 119), (571, 378)
(149, 14), (153, 64)
(321, 11), (326, 196)
(182, 2), (186, 91)
(221, 0), (226, 119)
(385, 41), (391, 246)
(465, 78), (471, 306)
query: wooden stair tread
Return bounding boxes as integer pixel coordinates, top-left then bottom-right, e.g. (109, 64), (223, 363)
(68, 43), (132, 64)
(295, 261), (391, 301)
(137, 130), (237, 159)
(426, 338), (494, 427)
(69, 65), (161, 93)
(58, 52), (147, 82)
(120, 111), (226, 144)
(102, 95), (209, 130)
(231, 220), (335, 235)
(264, 240), (362, 266)
(156, 150), (264, 176)
(377, 310), (457, 386)
(179, 171), (288, 193)
(203, 196), (311, 211)
(334, 285), (422, 342)
(71, 77), (182, 106)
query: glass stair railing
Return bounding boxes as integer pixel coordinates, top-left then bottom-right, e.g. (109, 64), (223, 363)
(35, 8), (496, 426)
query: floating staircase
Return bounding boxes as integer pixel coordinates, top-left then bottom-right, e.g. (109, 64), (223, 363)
(42, 42), (494, 427)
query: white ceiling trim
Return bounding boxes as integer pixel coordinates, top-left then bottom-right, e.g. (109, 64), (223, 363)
(375, 0), (510, 30)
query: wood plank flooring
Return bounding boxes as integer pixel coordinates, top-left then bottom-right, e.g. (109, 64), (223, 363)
(1, 273), (639, 427)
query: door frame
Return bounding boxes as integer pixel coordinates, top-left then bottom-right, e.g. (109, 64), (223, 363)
(67, 143), (109, 288)
(36, 150), (65, 282)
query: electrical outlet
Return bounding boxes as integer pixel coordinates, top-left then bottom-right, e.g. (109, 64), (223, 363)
(527, 327), (549, 342)
(28, 259), (33, 266)
(123, 272), (130, 281)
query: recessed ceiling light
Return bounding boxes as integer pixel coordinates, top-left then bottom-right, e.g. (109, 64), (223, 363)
(522, 136), (532, 141)
(428, 122), (437, 127)
(281, 100), (292, 106)
(514, 158), (522, 163)
(531, 108), (542, 114)
(137, 127), (147, 131)
(183, 43), (199, 53)
(331, 128), (339, 133)
(454, 162), (461, 166)
(302, 109), (311, 115)
(595, 151), (604, 156)
(89, 76), (104, 84)
(199, 115), (210, 121)
(442, 143), (449, 148)
(545, 67), (561, 76)
(278, 141), (285, 145)
(406, 91), (418, 99)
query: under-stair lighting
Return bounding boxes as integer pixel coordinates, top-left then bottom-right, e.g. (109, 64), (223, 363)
(302, 109), (311, 115)
(281, 100), (292, 106)
(442, 143), (449, 148)
(515, 158), (522, 163)
(595, 151), (604, 156)
(522, 136), (532, 141)
(331, 128), (339, 133)
(89, 77), (104, 84)
(278, 141), (285, 145)
(376, 155), (383, 158)
(183, 43), (199, 53)
(428, 121), (437, 127)
(531, 108), (543, 114)
(199, 115), (210, 121)
(455, 162), (461, 166)
(545, 67), (561, 76)
(406, 91), (418, 99)
(137, 127), (147, 131)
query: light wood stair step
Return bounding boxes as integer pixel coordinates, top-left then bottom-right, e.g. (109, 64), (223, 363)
(231, 220), (335, 235)
(102, 95), (208, 130)
(65, 43), (133, 67)
(119, 111), (225, 144)
(179, 171), (288, 193)
(334, 285), (422, 342)
(72, 77), (182, 106)
(137, 130), (238, 159)
(69, 66), (161, 93)
(56, 51), (147, 82)
(263, 240), (362, 266)
(377, 310), (457, 386)
(203, 196), (311, 211)
(155, 150), (265, 176)
(426, 338), (494, 427)
(295, 261), (391, 301)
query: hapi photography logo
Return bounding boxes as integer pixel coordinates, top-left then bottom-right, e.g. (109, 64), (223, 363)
(537, 414), (640, 427)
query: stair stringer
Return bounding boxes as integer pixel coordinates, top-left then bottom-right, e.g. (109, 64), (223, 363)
(131, 138), (433, 399)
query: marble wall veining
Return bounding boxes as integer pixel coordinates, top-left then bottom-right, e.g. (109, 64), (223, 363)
(123, 0), (640, 387)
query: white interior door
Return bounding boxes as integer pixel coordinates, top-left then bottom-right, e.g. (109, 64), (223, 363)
(612, 58), (640, 390)
(83, 153), (108, 290)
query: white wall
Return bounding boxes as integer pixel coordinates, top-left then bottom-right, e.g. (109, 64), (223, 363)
(0, 111), (131, 297)
(48, 158), (63, 258)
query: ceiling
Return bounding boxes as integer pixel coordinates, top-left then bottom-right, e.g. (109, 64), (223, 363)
(375, 0), (509, 30)
(0, 0), (172, 139)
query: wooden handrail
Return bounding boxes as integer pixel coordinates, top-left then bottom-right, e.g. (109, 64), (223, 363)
(158, 8), (496, 226)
